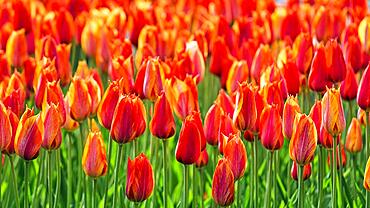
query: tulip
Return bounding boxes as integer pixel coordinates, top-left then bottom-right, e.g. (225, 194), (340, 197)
(110, 94), (146, 144)
(196, 149), (209, 168)
(41, 103), (62, 150)
(97, 80), (121, 130)
(283, 96), (301, 140)
(212, 158), (235, 206)
(5, 29), (27, 68)
(308, 44), (331, 92)
(3, 110), (18, 155)
(67, 77), (92, 121)
(325, 40), (347, 83)
(309, 100), (322, 138)
(293, 32), (313, 75)
(62, 96), (79, 132)
(281, 60), (300, 96)
(218, 114), (239, 154)
(259, 104), (284, 151)
(226, 60), (249, 93)
(291, 162), (311, 181)
(0, 51), (10, 81)
(109, 56), (135, 93)
(1, 71), (26, 118)
(223, 134), (247, 180)
(232, 82), (257, 132)
(82, 130), (108, 178)
(126, 153), (154, 202)
(345, 118), (363, 153)
(289, 113), (317, 165)
(251, 44), (273, 82)
(150, 92), (175, 139)
(0, 102), (11, 152)
(322, 87), (346, 137)
(357, 63), (370, 111)
(14, 108), (43, 160)
(340, 66), (358, 101)
(85, 76), (102, 116)
(364, 156), (370, 191)
(204, 104), (224, 146)
(56, 9), (75, 44)
(56, 44), (72, 86)
(215, 89), (235, 117)
(344, 35), (363, 73)
(143, 58), (165, 101)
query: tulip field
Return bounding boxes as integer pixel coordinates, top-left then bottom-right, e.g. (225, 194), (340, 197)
(2, 0), (370, 207)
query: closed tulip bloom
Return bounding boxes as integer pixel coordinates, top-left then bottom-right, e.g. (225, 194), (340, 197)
(325, 40), (347, 83)
(322, 88), (346, 136)
(283, 96), (301, 139)
(150, 92), (175, 139)
(109, 56), (135, 93)
(110, 94), (146, 144)
(215, 89), (235, 117)
(0, 102), (12, 152)
(289, 113), (318, 165)
(97, 80), (121, 129)
(357, 63), (370, 111)
(345, 118), (363, 153)
(176, 113), (202, 164)
(6, 29), (27, 68)
(67, 77), (92, 121)
(86, 76), (102, 116)
(293, 32), (313, 75)
(44, 81), (66, 126)
(41, 103), (62, 150)
(226, 60), (249, 93)
(14, 108), (43, 160)
(281, 61), (300, 96)
(218, 114), (239, 154)
(344, 35), (363, 73)
(0, 51), (10, 81)
(126, 153), (154, 202)
(358, 108), (367, 126)
(3, 110), (19, 154)
(56, 9), (75, 44)
(364, 156), (370, 190)
(82, 130), (108, 178)
(196, 149), (209, 168)
(340, 66), (358, 101)
(143, 58), (165, 101)
(232, 82), (257, 131)
(204, 104), (223, 146)
(291, 162), (311, 181)
(2, 72), (26, 117)
(56, 44), (72, 86)
(224, 134), (247, 180)
(308, 44), (332, 92)
(309, 100), (322, 142)
(212, 158), (235, 206)
(62, 96), (79, 132)
(260, 105), (284, 151)
(251, 44), (273, 82)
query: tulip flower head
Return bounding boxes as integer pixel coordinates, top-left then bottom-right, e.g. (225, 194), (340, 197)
(283, 96), (301, 140)
(82, 130), (108, 178)
(212, 158), (235, 206)
(196, 149), (209, 168)
(322, 87), (346, 137)
(0, 102), (12, 152)
(223, 134), (247, 180)
(345, 118), (363, 153)
(357, 63), (370, 111)
(232, 82), (257, 132)
(364, 156), (370, 191)
(259, 104), (284, 151)
(150, 91), (175, 139)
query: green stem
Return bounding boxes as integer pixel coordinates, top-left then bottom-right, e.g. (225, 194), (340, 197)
(113, 144), (124, 208)
(338, 139), (343, 204)
(263, 151), (274, 208)
(103, 134), (112, 208)
(287, 160), (290, 205)
(193, 165), (197, 207)
(297, 165), (304, 208)
(48, 151), (53, 208)
(200, 168), (204, 208)
(352, 154), (356, 184)
(249, 145), (253, 208)
(92, 179), (96, 208)
(273, 151), (279, 208)
(162, 140), (168, 208)
(67, 133), (73, 206)
(332, 136), (337, 208)
(53, 150), (60, 208)
(24, 161), (29, 208)
(183, 165), (189, 208)
(318, 146), (323, 208)
(253, 138), (258, 208)
(9, 156), (19, 208)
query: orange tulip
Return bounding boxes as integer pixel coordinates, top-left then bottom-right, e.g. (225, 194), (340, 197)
(97, 80), (121, 130)
(150, 92), (175, 139)
(185, 41), (205, 82)
(67, 77), (91, 121)
(212, 158), (235, 206)
(209, 37), (235, 80)
(291, 162), (311, 181)
(260, 104), (284, 151)
(23, 57), (36, 91)
(62, 96), (79, 132)
(82, 130), (108, 178)
(345, 118), (363, 153)
(0, 102), (12, 152)
(218, 114), (239, 154)
(215, 89), (235, 117)
(283, 96), (301, 140)
(81, 20), (99, 58)
(226, 60), (249, 93)
(164, 76), (199, 120)
(358, 108), (368, 126)
(224, 134), (247, 180)
(322, 87), (346, 136)
(196, 149), (209, 168)
(1, 72), (26, 117)
(143, 58), (165, 101)
(364, 156), (370, 190)
(126, 153), (154, 202)
(289, 113), (317, 165)
(175, 113), (202, 165)
(41, 103), (62, 150)
(14, 108), (43, 160)
(109, 56), (135, 93)
(110, 94), (146, 144)
(56, 44), (72, 86)
(204, 104), (223, 146)
(357, 63), (370, 111)
(232, 82), (257, 131)
(6, 29), (27, 68)
(3, 109), (19, 154)
(293, 32), (313, 75)
(251, 44), (273, 82)
(340, 66), (358, 101)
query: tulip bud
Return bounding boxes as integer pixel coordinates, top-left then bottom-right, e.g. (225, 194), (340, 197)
(357, 63), (370, 111)
(319, 125), (334, 149)
(224, 134), (247, 180)
(109, 56), (135, 93)
(97, 80), (121, 130)
(0, 102), (12, 152)
(56, 9), (75, 44)
(289, 113), (318, 165)
(56, 44), (72, 86)
(67, 77), (92, 121)
(14, 108), (43, 160)
(62, 96), (79, 132)
(293, 32), (313, 75)
(82, 130), (108, 178)
(196, 149), (209, 168)
(344, 35), (363, 73)
(204, 104), (223, 146)
(251, 44), (273, 83)
(291, 162), (311, 181)
(185, 41), (205, 83)
(260, 105), (284, 151)
(308, 44), (332, 92)
(143, 58), (165, 101)
(150, 92), (175, 139)
(226, 60), (249, 93)
(175, 113), (202, 165)
(215, 89), (235, 117)
(86, 76), (102, 116)
(322, 87), (346, 136)
(212, 158), (235, 206)
(283, 96), (301, 139)
(281, 60), (300, 96)
(126, 153), (154, 202)
(309, 100), (322, 140)
(44, 81), (66, 125)
(325, 39), (347, 83)
(340, 66), (358, 101)
(3, 110), (19, 154)
(364, 156), (370, 190)
(2, 72), (26, 117)
(345, 118), (363, 153)
(232, 82), (257, 131)
(110, 94), (146, 144)
(41, 103), (62, 150)
(6, 29), (27, 68)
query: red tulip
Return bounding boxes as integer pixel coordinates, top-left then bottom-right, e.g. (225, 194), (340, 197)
(233, 82), (257, 131)
(260, 104), (284, 151)
(56, 9), (75, 44)
(212, 158), (235, 206)
(325, 39), (347, 83)
(293, 32), (313, 75)
(56, 44), (72, 86)
(2, 72), (26, 117)
(82, 130), (108, 178)
(150, 92), (176, 139)
(204, 104), (223, 146)
(5, 29), (27, 68)
(344, 35), (363, 73)
(109, 56), (135, 93)
(281, 60), (300, 96)
(224, 134), (247, 180)
(319, 125), (334, 149)
(291, 162), (311, 181)
(309, 101), (322, 142)
(283, 96), (301, 139)
(126, 153), (154, 202)
(308, 44), (331, 92)
(0, 50), (10, 81)
(97, 80), (121, 129)
(357, 63), (370, 111)
(67, 77), (91, 121)
(41, 103), (62, 150)
(215, 89), (235, 117)
(196, 149), (209, 168)
(3, 110), (19, 154)
(251, 44), (273, 82)
(340, 66), (358, 101)
(110, 94), (146, 144)
(226, 60), (249, 93)
(0, 102), (12, 152)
